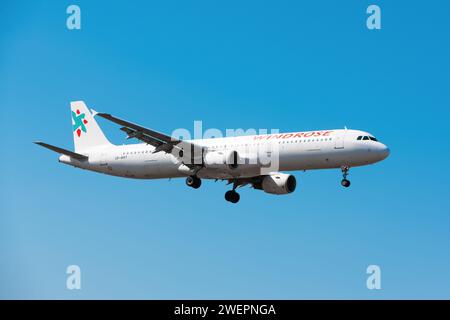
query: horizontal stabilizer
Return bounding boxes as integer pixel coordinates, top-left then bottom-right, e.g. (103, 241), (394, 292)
(34, 141), (88, 161)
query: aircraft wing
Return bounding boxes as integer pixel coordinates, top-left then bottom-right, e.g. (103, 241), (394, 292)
(95, 111), (203, 163)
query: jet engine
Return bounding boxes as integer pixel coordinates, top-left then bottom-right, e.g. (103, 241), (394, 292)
(203, 150), (239, 170)
(261, 173), (297, 195)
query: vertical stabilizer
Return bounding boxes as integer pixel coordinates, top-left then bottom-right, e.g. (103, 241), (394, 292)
(71, 101), (112, 152)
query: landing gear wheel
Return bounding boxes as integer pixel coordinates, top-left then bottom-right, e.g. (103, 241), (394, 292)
(186, 176), (201, 189)
(340, 165), (351, 188)
(225, 190), (240, 203)
(341, 179), (351, 188)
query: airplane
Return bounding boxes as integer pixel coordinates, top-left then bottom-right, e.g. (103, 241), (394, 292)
(35, 101), (390, 203)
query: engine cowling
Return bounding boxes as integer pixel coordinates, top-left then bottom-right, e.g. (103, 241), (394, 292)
(261, 173), (297, 195)
(203, 150), (239, 170)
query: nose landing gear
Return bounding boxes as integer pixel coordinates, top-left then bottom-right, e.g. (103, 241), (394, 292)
(340, 165), (351, 188)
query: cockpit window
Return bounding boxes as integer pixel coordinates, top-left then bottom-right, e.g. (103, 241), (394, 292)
(358, 135), (379, 141)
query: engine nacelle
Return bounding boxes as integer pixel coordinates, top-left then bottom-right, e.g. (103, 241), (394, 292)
(203, 150), (239, 170)
(261, 173), (297, 195)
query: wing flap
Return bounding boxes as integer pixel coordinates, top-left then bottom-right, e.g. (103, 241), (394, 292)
(119, 127), (163, 147)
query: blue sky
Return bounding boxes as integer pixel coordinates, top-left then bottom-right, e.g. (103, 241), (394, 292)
(1, 0), (450, 299)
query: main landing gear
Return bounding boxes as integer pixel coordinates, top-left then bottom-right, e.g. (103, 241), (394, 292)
(186, 176), (241, 203)
(340, 165), (351, 188)
(225, 181), (240, 204)
(225, 190), (240, 204)
(186, 176), (201, 189)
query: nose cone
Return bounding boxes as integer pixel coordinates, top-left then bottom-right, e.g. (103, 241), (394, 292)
(379, 144), (390, 160)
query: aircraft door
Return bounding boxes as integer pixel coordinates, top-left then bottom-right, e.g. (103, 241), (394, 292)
(334, 131), (346, 149)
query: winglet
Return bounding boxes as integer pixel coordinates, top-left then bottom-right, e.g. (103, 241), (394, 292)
(90, 109), (99, 117)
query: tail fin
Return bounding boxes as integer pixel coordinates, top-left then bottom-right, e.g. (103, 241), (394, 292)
(71, 101), (112, 152)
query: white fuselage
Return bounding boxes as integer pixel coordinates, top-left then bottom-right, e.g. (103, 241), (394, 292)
(59, 129), (390, 180)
